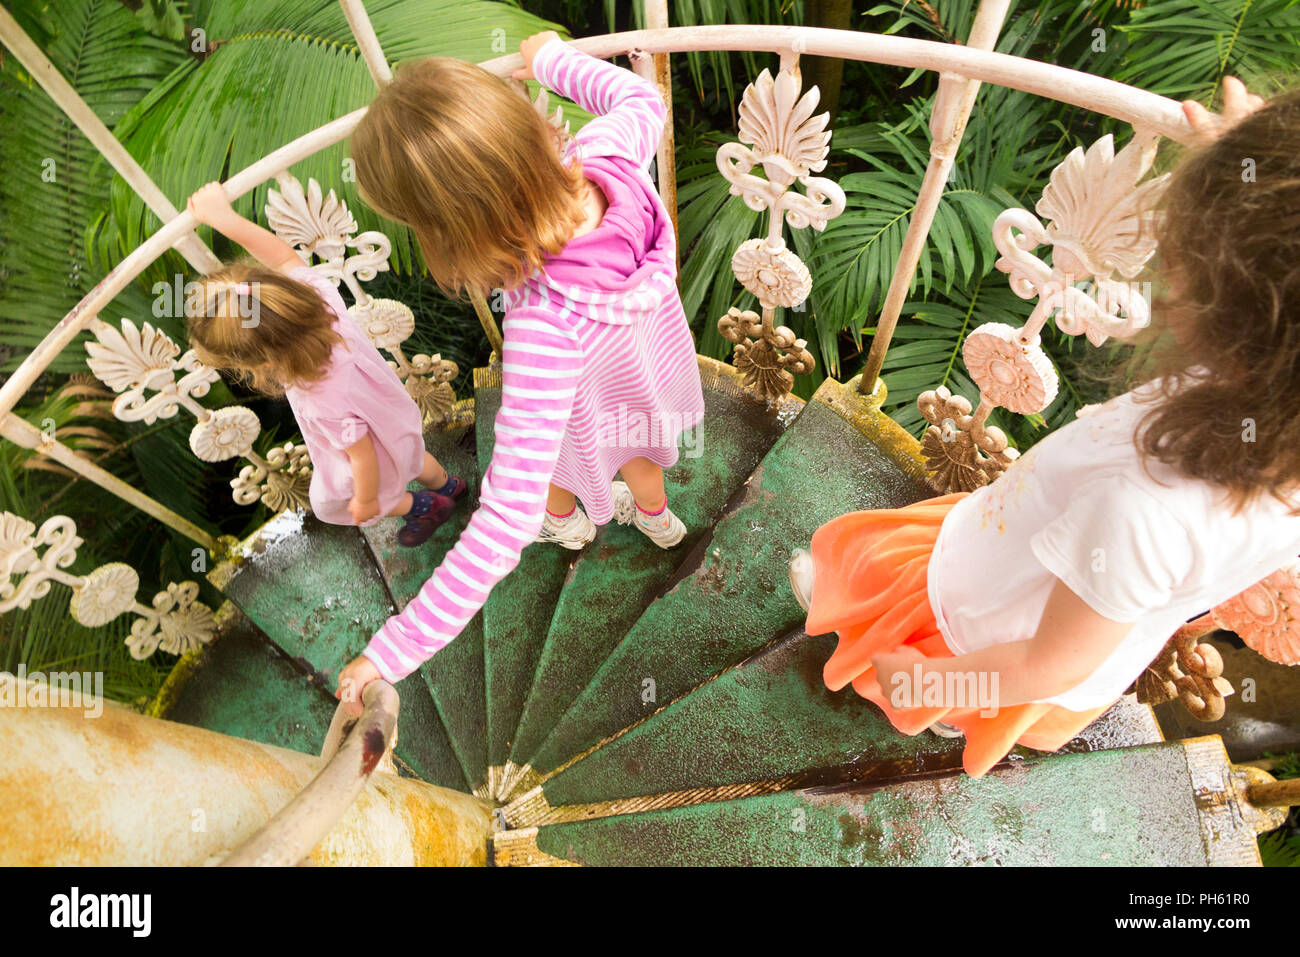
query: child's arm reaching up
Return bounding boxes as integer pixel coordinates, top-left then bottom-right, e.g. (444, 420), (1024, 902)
(515, 31), (667, 168)
(874, 577), (1134, 712)
(188, 182), (303, 273)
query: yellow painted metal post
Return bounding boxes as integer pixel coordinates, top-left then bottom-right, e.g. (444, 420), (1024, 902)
(858, 0), (1012, 394)
(0, 677), (492, 866)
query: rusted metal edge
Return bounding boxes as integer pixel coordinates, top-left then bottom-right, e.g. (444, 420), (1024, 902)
(1182, 735), (1274, 867)
(145, 600), (244, 719)
(491, 826), (582, 867)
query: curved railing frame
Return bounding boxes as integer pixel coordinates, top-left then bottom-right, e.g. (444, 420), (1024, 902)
(220, 679), (400, 866)
(0, 23), (1196, 423)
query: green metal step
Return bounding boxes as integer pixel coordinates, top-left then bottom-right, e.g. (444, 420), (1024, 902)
(161, 609), (338, 754)
(473, 366), (575, 796)
(503, 360), (802, 796)
(494, 738), (1263, 866)
(358, 424), (488, 797)
(504, 629), (1163, 826)
(519, 378), (932, 784)
(206, 436), (469, 792)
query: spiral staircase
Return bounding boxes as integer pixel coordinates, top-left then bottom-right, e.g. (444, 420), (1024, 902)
(3, 1), (1293, 868)
(150, 355), (1278, 866)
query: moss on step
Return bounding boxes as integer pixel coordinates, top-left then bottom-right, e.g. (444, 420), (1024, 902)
(473, 368), (575, 785)
(164, 612), (337, 753)
(508, 631), (1163, 825)
(358, 424), (489, 794)
(210, 513), (395, 680)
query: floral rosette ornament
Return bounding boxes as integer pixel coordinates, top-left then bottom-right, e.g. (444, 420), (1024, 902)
(350, 298), (415, 352)
(189, 406), (261, 462)
(1212, 564), (1300, 666)
(70, 563), (140, 628)
(731, 239), (812, 309)
(962, 322), (1059, 415)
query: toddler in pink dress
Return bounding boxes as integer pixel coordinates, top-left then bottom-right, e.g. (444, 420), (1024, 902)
(184, 182), (466, 546)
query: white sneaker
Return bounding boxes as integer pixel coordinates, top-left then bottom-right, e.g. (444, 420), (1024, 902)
(929, 721), (965, 739)
(536, 505), (597, 550)
(789, 548), (814, 612)
(612, 481), (686, 549)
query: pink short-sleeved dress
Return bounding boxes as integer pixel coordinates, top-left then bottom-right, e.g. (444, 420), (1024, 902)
(283, 266), (426, 525)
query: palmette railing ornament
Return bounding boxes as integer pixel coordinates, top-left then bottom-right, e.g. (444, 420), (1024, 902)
(917, 129), (1170, 493)
(716, 66), (845, 402)
(84, 318), (313, 512)
(0, 511), (215, 658)
(266, 173), (460, 428)
(1132, 563), (1300, 721)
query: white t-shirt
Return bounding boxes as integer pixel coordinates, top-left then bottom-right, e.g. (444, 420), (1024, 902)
(928, 383), (1300, 711)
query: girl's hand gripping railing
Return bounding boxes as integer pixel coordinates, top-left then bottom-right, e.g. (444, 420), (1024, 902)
(220, 680), (400, 866)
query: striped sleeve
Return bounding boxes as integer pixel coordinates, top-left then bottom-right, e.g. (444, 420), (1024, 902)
(530, 37), (666, 168)
(362, 307), (583, 683)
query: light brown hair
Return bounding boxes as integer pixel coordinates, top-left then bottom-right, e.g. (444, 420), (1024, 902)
(186, 263), (341, 396)
(1136, 88), (1300, 511)
(351, 57), (587, 297)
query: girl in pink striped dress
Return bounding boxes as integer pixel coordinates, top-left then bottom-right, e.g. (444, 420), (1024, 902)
(336, 32), (705, 701)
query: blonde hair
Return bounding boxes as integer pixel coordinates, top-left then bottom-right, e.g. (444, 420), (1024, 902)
(186, 263), (341, 396)
(351, 57), (587, 297)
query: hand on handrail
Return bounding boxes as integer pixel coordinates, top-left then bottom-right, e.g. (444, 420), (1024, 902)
(1182, 76), (1266, 146)
(336, 654), (384, 718)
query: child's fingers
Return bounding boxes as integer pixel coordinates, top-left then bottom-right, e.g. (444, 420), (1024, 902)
(1221, 76), (1265, 124)
(1181, 100), (1219, 143)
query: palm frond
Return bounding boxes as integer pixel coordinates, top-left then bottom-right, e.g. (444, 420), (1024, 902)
(1117, 0), (1300, 101)
(0, 0), (189, 374)
(94, 0), (569, 285)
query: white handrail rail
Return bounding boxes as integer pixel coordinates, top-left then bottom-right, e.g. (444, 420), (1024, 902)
(0, 24), (1196, 423)
(220, 680), (400, 866)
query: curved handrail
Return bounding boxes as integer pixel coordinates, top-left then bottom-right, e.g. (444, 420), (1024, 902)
(0, 24), (1197, 419)
(220, 680), (399, 866)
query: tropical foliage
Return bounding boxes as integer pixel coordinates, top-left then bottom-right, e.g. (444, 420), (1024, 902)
(0, 0), (560, 690)
(673, 0), (1300, 443)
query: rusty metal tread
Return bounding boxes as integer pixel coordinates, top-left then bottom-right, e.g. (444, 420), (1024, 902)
(493, 740), (1257, 867)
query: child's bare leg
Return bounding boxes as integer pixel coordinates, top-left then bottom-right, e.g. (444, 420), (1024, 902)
(417, 452), (449, 489)
(547, 483), (577, 515)
(618, 457), (667, 511)
(386, 493), (414, 517)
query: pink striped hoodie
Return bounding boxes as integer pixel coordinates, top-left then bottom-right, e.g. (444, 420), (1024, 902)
(363, 39), (705, 683)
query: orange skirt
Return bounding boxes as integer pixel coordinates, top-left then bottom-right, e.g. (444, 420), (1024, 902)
(806, 492), (1111, 778)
